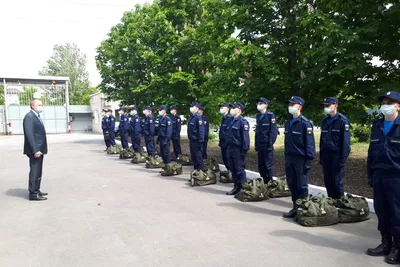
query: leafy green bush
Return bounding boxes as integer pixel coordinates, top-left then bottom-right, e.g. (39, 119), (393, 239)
(350, 136), (359, 145)
(352, 124), (370, 143)
(208, 132), (218, 141)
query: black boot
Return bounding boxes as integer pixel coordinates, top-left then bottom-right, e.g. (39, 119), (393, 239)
(263, 177), (272, 184)
(283, 202), (297, 218)
(226, 184), (239, 195)
(386, 239), (400, 264)
(366, 233), (392, 256)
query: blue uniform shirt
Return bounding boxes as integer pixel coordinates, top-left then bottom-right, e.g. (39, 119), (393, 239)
(203, 115), (209, 141)
(367, 115), (400, 178)
(226, 115), (250, 152)
(101, 116), (107, 131)
(144, 114), (155, 136)
(187, 113), (205, 142)
(255, 111), (278, 150)
(319, 113), (351, 164)
(219, 114), (232, 147)
(384, 120), (395, 136)
(119, 114), (129, 133)
(107, 116), (115, 131)
(158, 115), (172, 138)
(284, 115), (316, 166)
(129, 114), (142, 136)
(171, 114), (181, 137)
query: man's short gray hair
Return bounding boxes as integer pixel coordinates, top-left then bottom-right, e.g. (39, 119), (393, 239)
(30, 98), (41, 108)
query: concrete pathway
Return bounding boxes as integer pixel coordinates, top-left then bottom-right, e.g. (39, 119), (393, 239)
(0, 133), (387, 267)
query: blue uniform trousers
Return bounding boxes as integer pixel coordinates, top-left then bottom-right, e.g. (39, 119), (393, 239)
(130, 134), (142, 153)
(145, 135), (155, 157)
(159, 137), (171, 164)
(202, 140), (208, 159)
(257, 148), (274, 183)
(172, 136), (181, 158)
(109, 131), (116, 146)
(120, 132), (129, 149)
(226, 146), (246, 185)
(221, 146), (229, 170)
(103, 130), (111, 148)
(190, 141), (204, 170)
(321, 152), (344, 198)
(285, 158), (309, 203)
(373, 171), (400, 238)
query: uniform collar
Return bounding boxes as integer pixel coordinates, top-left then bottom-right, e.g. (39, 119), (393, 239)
(379, 114), (400, 126)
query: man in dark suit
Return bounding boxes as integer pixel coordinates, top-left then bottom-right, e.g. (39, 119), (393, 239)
(23, 98), (48, 201)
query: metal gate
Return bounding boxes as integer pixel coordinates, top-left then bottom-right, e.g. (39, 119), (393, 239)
(2, 76), (70, 135)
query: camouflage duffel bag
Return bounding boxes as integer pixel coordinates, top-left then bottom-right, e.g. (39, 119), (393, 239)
(236, 178), (270, 202)
(204, 158), (220, 172)
(145, 155), (165, 169)
(219, 170), (233, 183)
(177, 154), (192, 166)
(119, 148), (135, 159)
(334, 194), (370, 223)
(190, 170), (217, 187)
(160, 163), (183, 176)
(296, 195), (340, 227)
(131, 152), (148, 164)
(267, 176), (292, 198)
(107, 145), (122, 154)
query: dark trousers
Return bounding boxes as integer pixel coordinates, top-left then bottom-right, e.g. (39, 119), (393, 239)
(257, 148), (274, 183)
(120, 132), (129, 149)
(145, 135), (155, 157)
(171, 136), (182, 158)
(130, 134), (142, 153)
(109, 131), (116, 146)
(190, 141), (204, 170)
(221, 145), (229, 170)
(373, 171), (400, 238)
(202, 140), (208, 159)
(226, 146), (246, 185)
(103, 131), (111, 148)
(285, 159), (309, 203)
(321, 152), (344, 198)
(28, 155), (44, 195)
(159, 137), (171, 164)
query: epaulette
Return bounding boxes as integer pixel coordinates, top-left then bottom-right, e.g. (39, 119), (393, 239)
(301, 116), (310, 122)
(338, 113), (349, 121)
(266, 111), (273, 115)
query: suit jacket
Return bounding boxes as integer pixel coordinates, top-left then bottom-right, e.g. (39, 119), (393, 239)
(23, 110), (48, 156)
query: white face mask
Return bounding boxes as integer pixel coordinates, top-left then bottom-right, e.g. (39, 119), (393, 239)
(380, 104), (396, 116)
(158, 111), (164, 116)
(36, 106), (44, 113)
(106, 113), (110, 117)
(324, 107), (333, 115)
(143, 110), (147, 115)
(170, 110), (176, 115)
(257, 104), (265, 112)
(230, 108), (238, 116)
(190, 107), (196, 114)
(288, 106), (298, 115)
(219, 108), (226, 115)
(130, 111), (135, 115)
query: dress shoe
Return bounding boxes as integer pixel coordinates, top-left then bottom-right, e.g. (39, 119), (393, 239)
(226, 184), (238, 195)
(29, 195), (47, 201)
(39, 191), (48, 196)
(386, 239), (400, 264)
(367, 233), (392, 256)
(283, 202), (297, 218)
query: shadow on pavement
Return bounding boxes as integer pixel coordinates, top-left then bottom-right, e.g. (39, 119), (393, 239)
(330, 219), (379, 240)
(269, 229), (366, 254)
(5, 188), (28, 200)
(73, 139), (103, 145)
(160, 175), (188, 182)
(189, 186), (228, 195)
(267, 198), (293, 209)
(218, 202), (284, 217)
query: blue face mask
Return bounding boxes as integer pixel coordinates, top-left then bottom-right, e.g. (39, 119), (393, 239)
(36, 106), (43, 113)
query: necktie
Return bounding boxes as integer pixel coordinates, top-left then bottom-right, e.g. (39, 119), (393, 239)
(38, 114), (43, 124)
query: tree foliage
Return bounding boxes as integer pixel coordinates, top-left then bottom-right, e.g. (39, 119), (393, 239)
(96, 0), (400, 125)
(40, 43), (98, 105)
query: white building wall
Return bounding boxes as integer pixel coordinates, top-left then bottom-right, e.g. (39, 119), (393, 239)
(90, 92), (121, 134)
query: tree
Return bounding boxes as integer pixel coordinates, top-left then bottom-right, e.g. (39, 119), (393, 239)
(0, 86), (4, 105)
(40, 43), (97, 105)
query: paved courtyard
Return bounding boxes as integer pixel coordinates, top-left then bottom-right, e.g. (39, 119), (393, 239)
(0, 133), (387, 267)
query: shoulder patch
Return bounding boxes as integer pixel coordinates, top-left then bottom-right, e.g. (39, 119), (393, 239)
(204, 121), (207, 124)
(111, 118), (114, 121)
(271, 118), (276, 123)
(345, 124), (350, 131)
(177, 119), (180, 122)
(136, 119), (139, 122)
(124, 118), (127, 121)
(199, 120), (203, 125)
(168, 121), (171, 125)
(307, 127), (313, 134)
(150, 120), (153, 123)
(244, 124), (249, 131)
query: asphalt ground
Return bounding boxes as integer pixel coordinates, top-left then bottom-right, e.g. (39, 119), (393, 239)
(0, 133), (388, 267)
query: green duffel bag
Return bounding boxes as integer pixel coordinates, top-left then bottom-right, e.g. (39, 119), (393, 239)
(190, 169), (217, 187)
(131, 152), (147, 164)
(145, 155), (165, 169)
(219, 170), (233, 183)
(334, 194), (370, 223)
(296, 195), (340, 227)
(107, 145), (122, 154)
(235, 178), (270, 202)
(119, 148), (134, 159)
(177, 154), (192, 166)
(203, 158), (220, 172)
(267, 177), (292, 198)
(160, 162), (183, 176)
